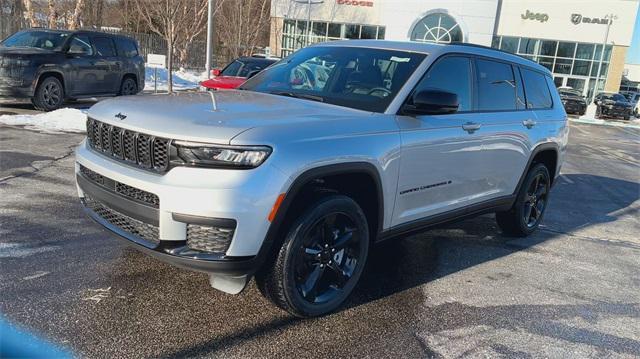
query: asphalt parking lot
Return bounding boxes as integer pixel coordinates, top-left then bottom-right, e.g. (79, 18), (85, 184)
(0, 120), (639, 358)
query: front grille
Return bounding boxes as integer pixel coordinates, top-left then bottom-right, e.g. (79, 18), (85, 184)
(86, 118), (171, 173)
(79, 165), (159, 208)
(186, 224), (234, 253)
(84, 195), (159, 244)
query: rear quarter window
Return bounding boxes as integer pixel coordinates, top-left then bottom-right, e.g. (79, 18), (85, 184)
(521, 68), (553, 109)
(115, 38), (139, 58)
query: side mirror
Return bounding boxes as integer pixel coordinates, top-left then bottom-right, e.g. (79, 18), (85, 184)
(404, 89), (459, 115)
(246, 70), (260, 79)
(211, 68), (221, 76)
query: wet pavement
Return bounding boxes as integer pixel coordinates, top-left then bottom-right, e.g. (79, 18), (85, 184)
(0, 122), (639, 358)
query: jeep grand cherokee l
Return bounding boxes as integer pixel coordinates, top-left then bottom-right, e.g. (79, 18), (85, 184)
(0, 29), (144, 111)
(75, 40), (568, 317)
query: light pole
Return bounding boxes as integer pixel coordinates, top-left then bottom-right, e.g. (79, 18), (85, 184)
(205, 0), (215, 78)
(591, 13), (616, 102)
(293, 0), (324, 47)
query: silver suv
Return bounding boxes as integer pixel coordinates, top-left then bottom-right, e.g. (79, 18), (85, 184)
(75, 40), (568, 317)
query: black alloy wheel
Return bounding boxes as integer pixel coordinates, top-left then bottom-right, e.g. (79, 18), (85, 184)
(522, 172), (548, 228)
(496, 163), (551, 237)
(120, 77), (138, 96)
(33, 77), (64, 111)
(293, 212), (362, 304)
(256, 195), (369, 317)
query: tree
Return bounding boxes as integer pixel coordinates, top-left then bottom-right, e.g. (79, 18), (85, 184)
(22, 0), (37, 27)
(131, 0), (223, 92)
(47, 0), (58, 28)
(68, 0), (85, 30)
(216, 0), (270, 62)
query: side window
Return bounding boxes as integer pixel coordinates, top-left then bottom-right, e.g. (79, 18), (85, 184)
(476, 58), (517, 111)
(221, 61), (243, 76)
(116, 38), (138, 58)
(514, 66), (527, 110)
(521, 68), (553, 109)
(414, 56), (472, 112)
(67, 35), (93, 56)
(93, 37), (116, 57)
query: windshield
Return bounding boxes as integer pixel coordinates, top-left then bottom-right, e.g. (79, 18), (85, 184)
(1, 31), (69, 51)
(240, 46), (426, 112)
(559, 89), (582, 97)
(602, 94), (626, 102)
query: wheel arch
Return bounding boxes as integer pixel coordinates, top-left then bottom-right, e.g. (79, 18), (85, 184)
(265, 162), (385, 252)
(35, 70), (66, 96)
(514, 142), (559, 196)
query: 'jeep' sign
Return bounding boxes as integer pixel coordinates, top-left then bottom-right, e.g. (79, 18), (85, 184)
(571, 14), (610, 25)
(521, 10), (549, 23)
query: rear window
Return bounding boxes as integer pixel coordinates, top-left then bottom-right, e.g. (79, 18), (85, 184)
(116, 38), (138, 58)
(521, 68), (553, 109)
(476, 58), (517, 111)
(93, 37), (116, 57)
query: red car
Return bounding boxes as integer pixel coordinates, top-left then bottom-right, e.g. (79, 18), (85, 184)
(200, 56), (278, 90)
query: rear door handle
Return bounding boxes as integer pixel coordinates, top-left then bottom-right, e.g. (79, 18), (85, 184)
(462, 122), (482, 133)
(523, 119), (537, 128)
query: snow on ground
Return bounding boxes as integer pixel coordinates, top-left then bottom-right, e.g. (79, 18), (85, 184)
(0, 108), (87, 133)
(144, 66), (207, 92)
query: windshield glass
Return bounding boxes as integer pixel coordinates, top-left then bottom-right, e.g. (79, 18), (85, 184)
(1, 31), (69, 50)
(559, 89), (581, 97)
(602, 94), (626, 101)
(240, 46), (426, 112)
(221, 59), (275, 77)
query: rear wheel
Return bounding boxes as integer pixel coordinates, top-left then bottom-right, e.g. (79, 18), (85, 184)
(119, 77), (138, 96)
(496, 163), (550, 237)
(32, 77), (64, 111)
(256, 195), (369, 317)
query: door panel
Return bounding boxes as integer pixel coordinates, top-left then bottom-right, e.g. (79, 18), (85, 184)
(393, 114), (490, 226)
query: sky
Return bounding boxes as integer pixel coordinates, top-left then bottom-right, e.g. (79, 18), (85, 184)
(627, 5), (640, 64)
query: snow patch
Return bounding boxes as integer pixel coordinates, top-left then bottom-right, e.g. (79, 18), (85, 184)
(144, 67), (206, 91)
(0, 108), (87, 133)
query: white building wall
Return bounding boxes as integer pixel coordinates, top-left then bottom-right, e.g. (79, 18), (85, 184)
(378, 0), (499, 46)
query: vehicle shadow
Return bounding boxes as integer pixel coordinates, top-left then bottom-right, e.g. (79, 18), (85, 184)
(160, 173), (640, 357)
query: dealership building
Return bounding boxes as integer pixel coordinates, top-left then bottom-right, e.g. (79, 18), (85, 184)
(269, 0), (639, 99)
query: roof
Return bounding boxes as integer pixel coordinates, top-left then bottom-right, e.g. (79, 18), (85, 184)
(17, 28), (135, 41)
(313, 39), (551, 75)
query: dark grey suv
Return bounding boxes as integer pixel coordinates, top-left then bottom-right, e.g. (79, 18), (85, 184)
(0, 29), (145, 111)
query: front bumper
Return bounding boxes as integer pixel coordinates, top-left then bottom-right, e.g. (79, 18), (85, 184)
(600, 106), (631, 118)
(562, 101), (586, 114)
(75, 139), (289, 275)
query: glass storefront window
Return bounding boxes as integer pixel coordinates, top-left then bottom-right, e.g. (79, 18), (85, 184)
(603, 45), (612, 62)
(572, 60), (591, 76)
(554, 58), (572, 74)
(538, 56), (554, 71)
(576, 43), (594, 59)
(556, 42), (576, 58)
(539, 40), (557, 56)
(345, 24), (360, 39)
(492, 36), (500, 49)
(360, 25), (377, 39)
(410, 13), (463, 44)
(500, 36), (519, 53)
(377, 27), (385, 39)
(328, 23), (341, 38)
(519, 38), (538, 55)
(591, 62), (608, 77)
(312, 22), (327, 37)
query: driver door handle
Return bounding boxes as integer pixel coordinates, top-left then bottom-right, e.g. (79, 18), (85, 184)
(462, 122), (482, 134)
(523, 119), (537, 129)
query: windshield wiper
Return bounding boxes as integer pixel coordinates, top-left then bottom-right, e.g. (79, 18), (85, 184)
(269, 91), (324, 103)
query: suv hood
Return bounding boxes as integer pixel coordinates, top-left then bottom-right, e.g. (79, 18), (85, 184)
(88, 90), (370, 144)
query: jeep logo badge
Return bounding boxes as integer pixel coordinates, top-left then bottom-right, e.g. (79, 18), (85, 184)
(115, 113), (127, 120)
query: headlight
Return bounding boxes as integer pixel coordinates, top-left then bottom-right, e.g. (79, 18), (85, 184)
(173, 141), (271, 169)
(1, 58), (31, 67)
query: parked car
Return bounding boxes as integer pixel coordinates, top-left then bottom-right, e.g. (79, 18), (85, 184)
(0, 29), (144, 111)
(593, 92), (634, 120)
(200, 56), (277, 90)
(76, 40), (567, 317)
(558, 88), (587, 116)
(635, 100), (640, 118)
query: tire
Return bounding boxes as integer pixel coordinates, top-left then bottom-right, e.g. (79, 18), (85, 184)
(496, 163), (551, 237)
(32, 76), (64, 111)
(119, 77), (138, 96)
(256, 195), (369, 318)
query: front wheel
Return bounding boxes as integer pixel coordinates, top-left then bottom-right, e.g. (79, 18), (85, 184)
(32, 77), (64, 111)
(496, 163), (551, 237)
(119, 77), (138, 96)
(256, 195), (369, 317)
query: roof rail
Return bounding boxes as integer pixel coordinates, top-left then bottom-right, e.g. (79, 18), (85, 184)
(448, 42), (544, 68)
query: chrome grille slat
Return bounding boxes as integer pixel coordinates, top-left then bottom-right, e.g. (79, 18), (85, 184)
(86, 118), (170, 173)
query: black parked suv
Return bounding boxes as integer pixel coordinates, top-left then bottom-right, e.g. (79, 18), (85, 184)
(0, 29), (145, 111)
(593, 92), (634, 121)
(558, 88), (587, 116)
